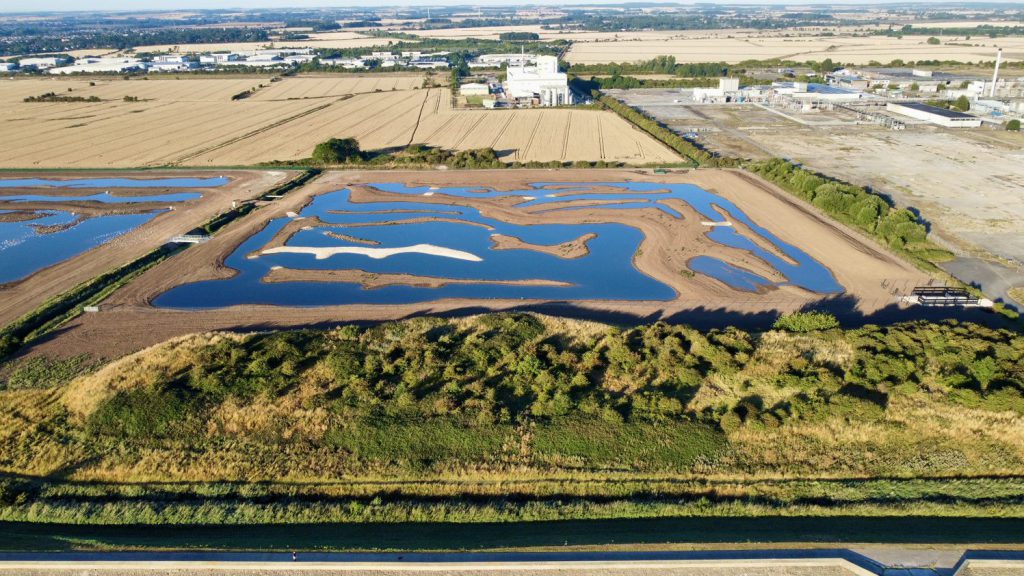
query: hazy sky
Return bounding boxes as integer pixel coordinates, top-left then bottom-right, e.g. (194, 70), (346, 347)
(0, 0), (978, 12)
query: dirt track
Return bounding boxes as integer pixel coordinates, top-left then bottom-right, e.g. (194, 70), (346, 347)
(0, 170), (293, 327)
(16, 168), (938, 362)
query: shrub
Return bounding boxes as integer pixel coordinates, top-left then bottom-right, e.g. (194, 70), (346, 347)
(773, 312), (840, 332)
(311, 137), (362, 164)
(1007, 119), (1021, 132)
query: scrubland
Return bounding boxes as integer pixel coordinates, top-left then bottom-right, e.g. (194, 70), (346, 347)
(0, 313), (1022, 525)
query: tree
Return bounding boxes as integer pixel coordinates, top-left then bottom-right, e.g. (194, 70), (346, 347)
(311, 138), (361, 164)
(927, 36), (941, 45)
(1007, 119), (1021, 132)
(954, 95), (971, 111)
(909, 82), (920, 92)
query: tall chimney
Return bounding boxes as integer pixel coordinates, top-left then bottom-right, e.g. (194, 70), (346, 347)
(991, 48), (1002, 98)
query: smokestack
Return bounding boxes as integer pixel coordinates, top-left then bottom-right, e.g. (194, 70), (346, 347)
(991, 48), (1002, 98)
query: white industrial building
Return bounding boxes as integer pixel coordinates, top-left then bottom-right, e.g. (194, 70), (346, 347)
(460, 82), (490, 96)
(48, 58), (146, 74)
(692, 77), (741, 102)
(0, 62), (15, 72)
(774, 82), (867, 102)
(148, 61), (197, 72)
(470, 53), (538, 68)
(886, 102), (982, 128)
(505, 55), (570, 107)
(319, 57), (366, 69)
(19, 57), (67, 69)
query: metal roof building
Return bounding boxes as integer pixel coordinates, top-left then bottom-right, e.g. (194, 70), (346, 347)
(886, 102), (982, 128)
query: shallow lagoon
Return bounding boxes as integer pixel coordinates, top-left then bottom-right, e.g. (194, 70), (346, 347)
(154, 182), (842, 308)
(0, 177), (228, 189)
(0, 210), (156, 284)
(0, 176), (215, 284)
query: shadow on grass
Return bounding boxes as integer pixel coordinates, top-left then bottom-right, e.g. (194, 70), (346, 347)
(3, 517), (1024, 552)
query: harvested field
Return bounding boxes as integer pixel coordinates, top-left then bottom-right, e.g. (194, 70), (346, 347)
(22, 168), (942, 361)
(565, 34), (1023, 64)
(0, 170), (292, 328)
(247, 74), (425, 100)
(0, 79), (678, 167)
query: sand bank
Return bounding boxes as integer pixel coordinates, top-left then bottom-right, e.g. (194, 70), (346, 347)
(263, 268), (570, 289)
(262, 244), (484, 262)
(490, 233), (597, 259)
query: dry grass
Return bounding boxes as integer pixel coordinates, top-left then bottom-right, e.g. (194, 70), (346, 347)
(62, 332), (247, 420)
(0, 79), (679, 167)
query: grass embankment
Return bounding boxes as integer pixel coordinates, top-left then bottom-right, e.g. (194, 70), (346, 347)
(0, 169), (320, 361)
(1, 313), (1023, 529)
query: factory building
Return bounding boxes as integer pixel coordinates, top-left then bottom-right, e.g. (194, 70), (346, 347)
(692, 77), (741, 102)
(505, 55), (571, 107)
(886, 102), (982, 128)
(48, 58), (146, 74)
(470, 53), (538, 69)
(19, 57), (67, 69)
(774, 82), (866, 102)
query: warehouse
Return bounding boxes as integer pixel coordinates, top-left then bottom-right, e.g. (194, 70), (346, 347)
(886, 102), (982, 128)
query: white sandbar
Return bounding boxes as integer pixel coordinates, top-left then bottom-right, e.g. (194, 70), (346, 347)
(262, 243), (483, 262)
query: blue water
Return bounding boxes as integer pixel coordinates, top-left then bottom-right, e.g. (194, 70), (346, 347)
(0, 177), (229, 188)
(3, 192), (201, 204)
(0, 210), (157, 284)
(154, 182), (843, 308)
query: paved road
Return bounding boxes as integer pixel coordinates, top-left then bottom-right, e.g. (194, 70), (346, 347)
(940, 256), (1024, 310)
(0, 549), (1020, 575)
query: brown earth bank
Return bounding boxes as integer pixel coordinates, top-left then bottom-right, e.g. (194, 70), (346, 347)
(263, 268), (572, 289)
(0, 169), (294, 327)
(0, 211), (47, 223)
(490, 233), (597, 259)
(14, 168), (948, 362)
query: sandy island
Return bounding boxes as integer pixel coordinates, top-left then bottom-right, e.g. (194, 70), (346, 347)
(263, 268), (571, 289)
(262, 244), (484, 262)
(490, 233), (597, 259)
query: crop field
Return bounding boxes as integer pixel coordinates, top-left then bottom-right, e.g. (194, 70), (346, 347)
(565, 33), (1021, 64)
(247, 74), (425, 100)
(0, 78), (679, 167)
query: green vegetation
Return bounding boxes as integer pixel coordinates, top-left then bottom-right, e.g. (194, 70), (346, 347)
(498, 32), (540, 41)
(1008, 119), (1021, 132)
(575, 74), (722, 90)
(311, 137), (362, 164)
(23, 92), (101, 103)
(2, 314), (1024, 526)
(772, 311), (840, 333)
(927, 36), (942, 45)
(954, 95), (971, 111)
(747, 159), (953, 267)
(301, 140), (504, 169)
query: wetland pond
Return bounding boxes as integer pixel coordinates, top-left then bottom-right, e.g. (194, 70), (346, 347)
(0, 176), (218, 284)
(154, 182), (842, 308)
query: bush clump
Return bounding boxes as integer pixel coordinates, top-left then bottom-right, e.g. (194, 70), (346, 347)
(773, 311), (840, 332)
